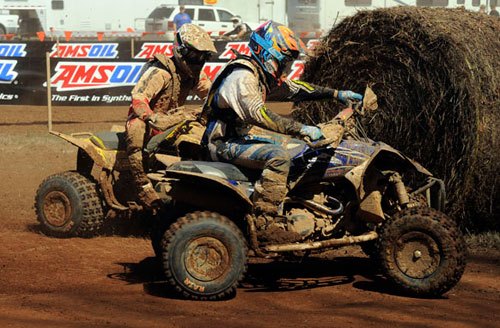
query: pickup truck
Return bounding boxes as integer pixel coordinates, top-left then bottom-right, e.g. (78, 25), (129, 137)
(0, 12), (19, 35)
(145, 5), (259, 40)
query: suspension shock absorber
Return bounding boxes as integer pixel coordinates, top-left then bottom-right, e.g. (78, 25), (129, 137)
(389, 172), (410, 208)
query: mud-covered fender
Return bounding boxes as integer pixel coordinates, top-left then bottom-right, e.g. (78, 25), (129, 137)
(345, 143), (432, 222)
(50, 131), (119, 170)
(161, 169), (253, 214)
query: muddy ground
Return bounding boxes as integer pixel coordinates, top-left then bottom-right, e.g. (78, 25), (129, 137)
(0, 105), (499, 328)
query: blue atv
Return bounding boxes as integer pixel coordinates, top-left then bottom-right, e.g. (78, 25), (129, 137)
(150, 99), (466, 300)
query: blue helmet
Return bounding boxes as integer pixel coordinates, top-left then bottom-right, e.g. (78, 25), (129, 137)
(248, 20), (307, 82)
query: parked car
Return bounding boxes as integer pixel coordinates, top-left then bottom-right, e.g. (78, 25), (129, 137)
(145, 5), (258, 40)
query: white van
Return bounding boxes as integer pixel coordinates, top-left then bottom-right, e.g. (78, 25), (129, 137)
(145, 5), (259, 39)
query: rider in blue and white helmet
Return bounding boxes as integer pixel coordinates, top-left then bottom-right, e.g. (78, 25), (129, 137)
(201, 20), (363, 243)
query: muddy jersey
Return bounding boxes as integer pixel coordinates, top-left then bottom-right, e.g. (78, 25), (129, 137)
(128, 54), (210, 121)
(204, 59), (336, 149)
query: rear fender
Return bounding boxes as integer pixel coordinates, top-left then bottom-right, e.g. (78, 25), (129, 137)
(162, 169), (253, 215)
(50, 131), (121, 170)
(345, 144), (433, 222)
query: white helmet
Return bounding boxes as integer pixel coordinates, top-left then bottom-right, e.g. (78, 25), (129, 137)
(231, 16), (242, 27)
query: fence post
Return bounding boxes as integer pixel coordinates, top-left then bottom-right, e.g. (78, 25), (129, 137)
(46, 52), (52, 132)
(131, 37), (135, 59)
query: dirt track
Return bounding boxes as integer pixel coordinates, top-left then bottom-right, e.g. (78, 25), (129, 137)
(0, 105), (499, 328)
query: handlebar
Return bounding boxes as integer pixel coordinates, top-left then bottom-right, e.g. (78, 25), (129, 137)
(346, 99), (363, 112)
(303, 100), (363, 149)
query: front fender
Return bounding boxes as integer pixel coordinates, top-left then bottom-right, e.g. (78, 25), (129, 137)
(345, 144), (433, 222)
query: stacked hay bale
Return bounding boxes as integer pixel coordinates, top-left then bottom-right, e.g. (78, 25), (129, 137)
(294, 7), (499, 230)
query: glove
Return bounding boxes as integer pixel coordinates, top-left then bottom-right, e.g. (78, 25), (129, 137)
(147, 113), (179, 131)
(337, 90), (363, 105)
(300, 125), (323, 141)
(147, 113), (158, 123)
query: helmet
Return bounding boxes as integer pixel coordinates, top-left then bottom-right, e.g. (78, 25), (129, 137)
(248, 20), (306, 82)
(231, 15), (242, 26)
(174, 24), (217, 64)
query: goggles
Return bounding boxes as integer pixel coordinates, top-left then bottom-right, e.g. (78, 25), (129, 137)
(184, 49), (212, 64)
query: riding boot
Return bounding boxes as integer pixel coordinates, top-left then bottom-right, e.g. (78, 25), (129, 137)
(253, 174), (301, 244)
(128, 151), (161, 211)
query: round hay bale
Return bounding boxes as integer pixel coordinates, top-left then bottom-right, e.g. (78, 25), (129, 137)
(293, 7), (499, 230)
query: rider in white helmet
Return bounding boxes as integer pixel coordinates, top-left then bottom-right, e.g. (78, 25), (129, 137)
(222, 16), (252, 40)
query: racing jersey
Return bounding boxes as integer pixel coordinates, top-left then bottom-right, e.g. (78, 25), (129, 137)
(213, 66), (335, 135)
(128, 54), (210, 121)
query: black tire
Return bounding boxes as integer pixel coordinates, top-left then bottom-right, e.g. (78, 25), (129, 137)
(35, 171), (105, 237)
(151, 217), (170, 259)
(161, 211), (248, 300)
(377, 207), (466, 297)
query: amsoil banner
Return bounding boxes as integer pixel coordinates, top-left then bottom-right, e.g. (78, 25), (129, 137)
(0, 39), (320, 106)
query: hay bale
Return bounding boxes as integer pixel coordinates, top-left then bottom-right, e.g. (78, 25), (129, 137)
(293, 7), (500, 230)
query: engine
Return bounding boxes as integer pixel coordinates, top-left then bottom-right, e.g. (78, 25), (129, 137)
(284, 193), (344, 240)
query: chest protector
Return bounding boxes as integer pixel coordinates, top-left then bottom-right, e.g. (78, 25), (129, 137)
(148, 54), (197, 113)
(199, 54), (268, 126)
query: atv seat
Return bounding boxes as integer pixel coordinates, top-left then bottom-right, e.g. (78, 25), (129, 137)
(90, 132), (127, 150)
(145, 125), (178, 154)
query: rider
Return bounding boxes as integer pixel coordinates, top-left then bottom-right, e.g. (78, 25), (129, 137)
(222, 16), (252, 40)
(201, 21), (363, 243)
(126, 23), (216, 211)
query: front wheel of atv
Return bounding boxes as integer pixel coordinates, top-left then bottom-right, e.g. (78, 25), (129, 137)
(161, 211), (248, 300)
(377, 207), (466, 297)
(35, 171), (105, 237)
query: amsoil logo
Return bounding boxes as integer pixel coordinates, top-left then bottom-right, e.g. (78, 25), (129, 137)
(202, 62), (225, 81)
(201, 61), (304, 83)
(135, 43), (174, 59)
(0, 44), (27, 58)
(0, 60), (19, 83)
(0, 44), (27, 83)
(306, 39), (320, 51)
(50, 43), (119, 58)
(219, 42), (251, 60)
(50, 62), (144, 91)
(287, 61), (304, 80)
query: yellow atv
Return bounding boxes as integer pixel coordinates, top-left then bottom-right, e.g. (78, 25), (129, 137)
(34, 120), (204, 237)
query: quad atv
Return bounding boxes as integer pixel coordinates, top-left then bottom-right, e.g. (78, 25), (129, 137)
(35, 90), (466, 300)
(149, 93), (466, 300)
(35, 120), (204, 237)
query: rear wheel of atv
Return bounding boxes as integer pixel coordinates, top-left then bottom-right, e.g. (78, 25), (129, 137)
(160, 211), (247, 300)
(377, 207), (466, 297)
(35, 171), (105, 237)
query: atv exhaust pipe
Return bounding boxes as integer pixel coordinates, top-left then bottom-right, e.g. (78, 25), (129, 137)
(264, 231), (378, 253)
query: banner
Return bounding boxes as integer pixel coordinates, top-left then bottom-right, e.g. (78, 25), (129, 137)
(0, 39), (320, 106)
